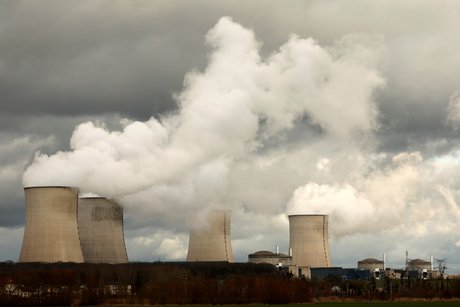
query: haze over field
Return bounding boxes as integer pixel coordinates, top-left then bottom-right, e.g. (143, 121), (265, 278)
(1, 1), (460, 271)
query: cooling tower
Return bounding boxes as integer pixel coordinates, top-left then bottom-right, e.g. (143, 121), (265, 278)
(78, 197), (128, 263)
(186, 210), (234, 262)
(289, 214), (331, 268)
(19, 186), (84, 263)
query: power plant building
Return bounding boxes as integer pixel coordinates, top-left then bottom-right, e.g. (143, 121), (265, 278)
(408, 258), (431, 271)
(248, 250), (292, 266)
(358, 258), (385, 272)
(19, 186), (84, 263)
(78, 197), (128, 264)
(289, 214), (331, 270)
(186, 210), (234, 262)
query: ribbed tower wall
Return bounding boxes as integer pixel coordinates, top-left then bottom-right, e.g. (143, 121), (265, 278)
(289, 214), (331, 268)
(186, 210), (234, 262)
(78, 197), (128, 264)
(19, 186), (84, 263)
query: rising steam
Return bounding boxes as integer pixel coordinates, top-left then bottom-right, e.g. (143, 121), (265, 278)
(23, 17), (460, 259)
(23, 16), (383, 204)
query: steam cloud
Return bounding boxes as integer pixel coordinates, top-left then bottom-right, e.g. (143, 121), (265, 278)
(22, 17), (460, 259)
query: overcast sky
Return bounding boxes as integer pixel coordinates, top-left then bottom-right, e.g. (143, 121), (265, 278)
(1, 0), (460, 272)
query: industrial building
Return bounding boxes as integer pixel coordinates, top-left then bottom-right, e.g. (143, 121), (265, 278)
(186, 210), (234, 262)
(19, 186), (84, 263)
(310, 267), (371, 281)
(289, 214), (331, 271)
(248, 250), (292, 266)
(406, 258), (433, 279)
(408, 258), (431, 271)
(358, 258), (385, 272)
(78, 197), (128, 264)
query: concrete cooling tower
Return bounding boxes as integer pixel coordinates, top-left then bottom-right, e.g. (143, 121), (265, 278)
(78, 197), (128, 264)
(186, 210), (234, 262)
(19, 186), (84, 263)
(289, 214), (331, 268)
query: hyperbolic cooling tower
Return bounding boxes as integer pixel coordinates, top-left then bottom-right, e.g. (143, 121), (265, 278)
(19, 186), (84, 263)
(289, 214), (331, 268)
(186, 210), (234, 262)
(77, 197), (128, 263)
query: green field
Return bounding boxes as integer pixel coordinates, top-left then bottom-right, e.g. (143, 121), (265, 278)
(313, 304), (458, 306)
(73, 302), (460, 307)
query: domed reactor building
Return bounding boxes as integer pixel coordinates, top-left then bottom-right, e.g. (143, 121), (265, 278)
(358, 258), (385, 272)
(186, 210), (234, 262)
(19, 186), (84, 263)
(78, 197), (128, 263)
(289, 214), (331, 268)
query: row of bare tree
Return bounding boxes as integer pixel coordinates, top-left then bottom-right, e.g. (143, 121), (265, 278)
(2, 262), (460, 306)
(0, 262), (311, 306)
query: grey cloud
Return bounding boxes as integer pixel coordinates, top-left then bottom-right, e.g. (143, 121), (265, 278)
(2, 1), (459, 127)
(1, 1), (212, 118)
(0, 206), (24, 228)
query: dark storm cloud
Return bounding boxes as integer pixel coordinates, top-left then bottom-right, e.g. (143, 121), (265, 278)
(1, 0), (459, 144)
(0, 203), (23, 227)
(0, 1), (214, 118)
(0, 114), (126, 152)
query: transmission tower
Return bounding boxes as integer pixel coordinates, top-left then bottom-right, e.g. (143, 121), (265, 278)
(434, 258), (447, 278)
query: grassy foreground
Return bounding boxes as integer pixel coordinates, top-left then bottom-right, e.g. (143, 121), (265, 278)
(71, 302), (460, 307)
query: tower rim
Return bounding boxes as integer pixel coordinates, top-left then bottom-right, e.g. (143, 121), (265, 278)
(24, 186), (79, 190)
(288, 214), (328, 217)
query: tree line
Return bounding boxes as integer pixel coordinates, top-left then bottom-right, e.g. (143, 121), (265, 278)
(0, 262), (311, 306)
(2, 261), (460, 306)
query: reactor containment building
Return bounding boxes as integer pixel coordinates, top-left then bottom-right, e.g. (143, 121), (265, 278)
(78, 197), (128, 264)
(186, 210), (234, 262)
(19, 186), (84, 263)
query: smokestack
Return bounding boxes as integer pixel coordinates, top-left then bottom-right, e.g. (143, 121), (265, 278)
(383, 253), (386, 270)
(406, 251), (409, 271)
(19, 186), (84, 263)
(276, 245), (279, 254)
(78, 197), (128, 264)
(430, 254), (433, 271)
(186, 210), (234, 262)
(288, 214), (331, 268)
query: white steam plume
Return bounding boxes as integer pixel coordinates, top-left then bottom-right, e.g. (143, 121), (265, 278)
(287, 151), (460, 247)
(22, 17), (392, 256)
(23, 16), (383, 197)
